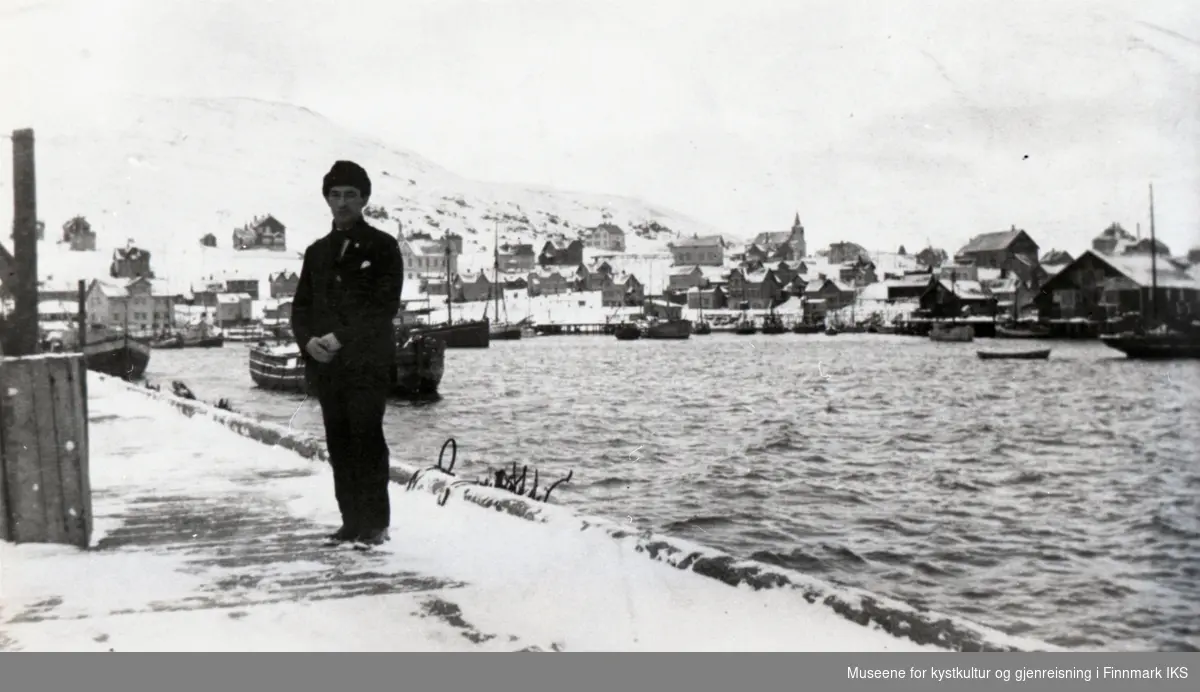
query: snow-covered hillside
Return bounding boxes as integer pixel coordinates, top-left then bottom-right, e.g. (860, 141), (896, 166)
(1, 95), (720, 291)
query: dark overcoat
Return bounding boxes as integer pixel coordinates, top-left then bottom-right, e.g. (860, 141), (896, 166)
(290, 218), (404, 390)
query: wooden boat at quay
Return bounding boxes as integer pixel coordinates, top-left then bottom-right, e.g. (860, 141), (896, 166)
(82, 331), (152, 380)
(614, 322), (642, 340)
(1099, 184), (1200, 360)
(644, 316), (692, 340)
(976, 348), (1051, 360)
(760, 311), (787, 335)
(248, 329), (447, 398)
(996, 323), (1051, 339)
(150, 324), (225, 349)
(42, 320), (152, 381)
(930, 322), (974, 342)
(792, 322), (822, 334)
(1100, 331), (1200, 359)
(485, 222), (522, 341)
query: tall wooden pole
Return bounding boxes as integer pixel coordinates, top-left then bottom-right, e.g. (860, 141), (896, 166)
(10, 129), (39, 356)
(76, 279), (88, 349)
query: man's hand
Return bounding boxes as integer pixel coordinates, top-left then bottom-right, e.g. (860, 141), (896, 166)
(305, 336), (334, 364)
(318, 333), (343, 352)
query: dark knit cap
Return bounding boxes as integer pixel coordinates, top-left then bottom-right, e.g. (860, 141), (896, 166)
(322, 160), (371, 199)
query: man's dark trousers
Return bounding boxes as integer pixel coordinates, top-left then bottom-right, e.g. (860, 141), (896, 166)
(314, 365), (391, 534)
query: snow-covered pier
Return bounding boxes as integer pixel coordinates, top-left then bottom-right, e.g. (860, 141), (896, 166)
(0, 373), (1054, 652)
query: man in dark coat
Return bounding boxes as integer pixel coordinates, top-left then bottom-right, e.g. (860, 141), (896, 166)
(290, 160), (404, 547)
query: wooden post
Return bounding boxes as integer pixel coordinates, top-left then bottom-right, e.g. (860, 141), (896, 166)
(76, 279), (88, 348)
(10, 129), (39, 356)
(0, 354), (92, 547)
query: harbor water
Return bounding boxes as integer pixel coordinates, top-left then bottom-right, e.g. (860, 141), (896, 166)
(143, 334), (1200, 651)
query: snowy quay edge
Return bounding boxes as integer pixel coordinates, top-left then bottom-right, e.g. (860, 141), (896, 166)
(104, 373), (1057, 653)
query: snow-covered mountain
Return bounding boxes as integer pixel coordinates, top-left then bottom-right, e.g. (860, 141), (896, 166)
(1, 95), (720, 291)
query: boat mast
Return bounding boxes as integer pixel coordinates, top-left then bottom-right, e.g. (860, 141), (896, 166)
(1149, 183), (1158, 326)
(493, 221), (500, 325)
(444, 240), (453, 325)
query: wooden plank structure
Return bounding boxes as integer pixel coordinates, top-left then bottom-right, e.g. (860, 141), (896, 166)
(0, 127), (94, 548)
(0, 355), (92, 547)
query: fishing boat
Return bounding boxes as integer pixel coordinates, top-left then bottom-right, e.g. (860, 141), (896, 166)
(760, 302), (787, 334)
(930, 322), (974, 342)
(792, 321), (822, 334)
(824, 326), (839, 336)
(976, 348), (1051, 360)
(485, 222), (522, 341)
(996, 323), (1051, 339)
(413, 238), (490, 348)
(692, 297), (712, 335)
(150, 321), (225, 349)
(1101, 184), (1200, 360)
(928, 268), (975, 342)
(614, 321), (642, 340)
(82, 329), (152, 380)
(644, 315), (692, 339)
(248, 329), (446, 398)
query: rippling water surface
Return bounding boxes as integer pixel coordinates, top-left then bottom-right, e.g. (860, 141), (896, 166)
(145, 334), (1200, 651)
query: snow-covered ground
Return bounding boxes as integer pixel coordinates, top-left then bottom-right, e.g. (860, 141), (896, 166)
(0, 373), (1052, 652)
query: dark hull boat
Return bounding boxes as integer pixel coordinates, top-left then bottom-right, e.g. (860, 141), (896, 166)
(249, 333), (447, 398)
(614, 322), (642, 340)
(1100, 332), (1200, 359)
(644, 318), (692, 340)
(692, 320), (712, 335)
(413, 320), (490, 348)
(83, 333), (152, 380)
(151, 334), (225, 349)
(976, 348), (1051, 360)
(760, 314), (787, 335)
(489, 323), (523, 340)
(792, 323), (822, 334)
(996, 324), (1052, 339)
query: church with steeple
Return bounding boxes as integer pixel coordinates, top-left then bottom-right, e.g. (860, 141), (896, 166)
(750, 213), (807, 261)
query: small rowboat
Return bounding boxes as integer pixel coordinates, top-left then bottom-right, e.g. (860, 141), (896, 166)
(976, 348), (1051, 360)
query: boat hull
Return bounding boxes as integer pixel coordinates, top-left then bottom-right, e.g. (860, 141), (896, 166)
(692, 321), (712, 335)
(996, 325), (1051, 339)
(977, 349), (1051, 360)
(413, 320), (490, 348)
(614, 323), (642, 340)
(930, 324), (974, 342)
(489, 324), (523, 340)
(248, 334), (447, 397)
(644, 319), (692, 339)
(1100, 334), (1200, 359)
(82, 334), (152, 380)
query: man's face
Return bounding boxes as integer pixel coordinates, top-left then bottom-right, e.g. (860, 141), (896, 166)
(326, 185), (366, 227)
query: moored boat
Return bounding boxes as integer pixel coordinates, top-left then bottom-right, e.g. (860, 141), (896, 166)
(692, 320), (712, 335)
(760, 313), (787, 335)
(644, 317), (692, 340)
(248, 331), (447, 397)
(976, 348), (1051, 360)
(792, 322), (822, 334)
(614, 322), (642, 340)
(489, 322), (523, 340)
(930, 323), (974, 342)
(1098, 185), (1200, 360)
(1100, 330), (1200, 359)
(996, 324), (1052, 339)
(413, 319), (490, 348)
(82, 331), (152, 380)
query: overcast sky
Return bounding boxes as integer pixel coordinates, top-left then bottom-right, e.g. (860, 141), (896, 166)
(2, 0), (1198, 253)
